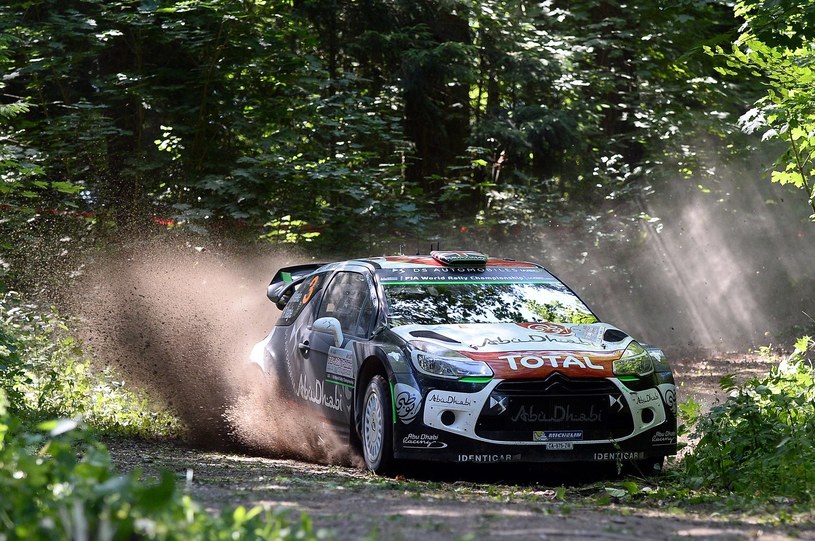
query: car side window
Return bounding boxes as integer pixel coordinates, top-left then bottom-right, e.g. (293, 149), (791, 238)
(318, 271), (376, 337)
(277, 273), (326, 326)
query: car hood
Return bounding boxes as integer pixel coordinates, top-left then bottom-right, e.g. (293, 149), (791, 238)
(390, 322), (631, 379)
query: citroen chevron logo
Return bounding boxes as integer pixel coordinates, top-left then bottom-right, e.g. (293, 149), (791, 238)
(489, 396), (508, 414)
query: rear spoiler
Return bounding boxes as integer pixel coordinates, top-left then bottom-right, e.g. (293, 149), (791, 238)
(267, 263), (325, 305)
(269, 263), (326, 286)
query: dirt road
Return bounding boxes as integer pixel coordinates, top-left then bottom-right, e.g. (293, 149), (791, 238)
(107, 353), (815, 541)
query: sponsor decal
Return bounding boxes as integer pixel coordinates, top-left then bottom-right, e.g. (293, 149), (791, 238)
(428, 392), (473, 407)
(633, 389), (661, 406)
(296, 374), (344, 412)
(658, 383), (677, 415)
(571, 325), (604, 344)
(457, 454), (518, 463)
(394, 384), (422, 423)
(470, 333), (589, 349)
(402, 432), (448, 449)
(462, 349), (621, 379)
(593, 451), (645, 461)
(533, 430), (583, 442)
(501, 353), (603, 371)
(326, 346), (354, 386)
(517, 322), (573, 335)
(378, 267), (556, 284)
(512, 404), (602, 423)
(651, 430), (677, 446)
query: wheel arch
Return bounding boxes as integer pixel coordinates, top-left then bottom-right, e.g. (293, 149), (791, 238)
(354, 355), (392, 439)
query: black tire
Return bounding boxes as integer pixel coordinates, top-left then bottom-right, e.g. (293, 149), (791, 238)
(361, 375), (394, 475)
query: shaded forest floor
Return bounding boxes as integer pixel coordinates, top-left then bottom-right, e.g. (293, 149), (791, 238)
(107, 351), (815, 541)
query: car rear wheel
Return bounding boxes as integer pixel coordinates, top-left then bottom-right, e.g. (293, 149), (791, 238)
(361, 375), (394, 474)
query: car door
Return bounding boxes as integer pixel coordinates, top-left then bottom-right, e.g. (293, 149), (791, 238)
(297, 270), (377, 428)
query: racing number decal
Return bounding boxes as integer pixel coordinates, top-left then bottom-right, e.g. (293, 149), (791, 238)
(302, 275), (320, 305)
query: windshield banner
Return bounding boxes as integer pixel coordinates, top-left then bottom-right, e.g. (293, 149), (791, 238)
(377, 267), (558, 284)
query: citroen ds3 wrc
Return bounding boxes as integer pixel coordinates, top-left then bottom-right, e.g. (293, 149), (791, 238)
(250, 251), (678, 474)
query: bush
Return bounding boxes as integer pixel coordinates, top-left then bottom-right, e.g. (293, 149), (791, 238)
(0, 388), (327, 540)
(0, 291), (179, 438)
(680, 336), (815, 504)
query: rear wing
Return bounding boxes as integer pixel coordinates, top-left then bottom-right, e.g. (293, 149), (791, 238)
(267, 263), (325, 307)
(269, 263), (326, 286)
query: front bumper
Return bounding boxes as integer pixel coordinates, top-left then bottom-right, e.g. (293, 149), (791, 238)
(392, 376), (677, 464)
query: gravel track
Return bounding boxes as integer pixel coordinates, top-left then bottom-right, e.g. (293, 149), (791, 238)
(106, 351), (815, 540)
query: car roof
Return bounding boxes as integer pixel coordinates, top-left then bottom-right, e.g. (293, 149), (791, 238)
(359, 254), (541, 270)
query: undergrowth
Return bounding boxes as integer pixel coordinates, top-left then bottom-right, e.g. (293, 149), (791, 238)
(0, 291), (329, 539)
(0, 389), (327, 540)
(0, 291), (179, 438)
(676, 336), (815, 508)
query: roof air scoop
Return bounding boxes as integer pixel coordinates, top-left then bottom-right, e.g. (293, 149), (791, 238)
(603, 328), (629, 342)
(430, 250), (488, 267)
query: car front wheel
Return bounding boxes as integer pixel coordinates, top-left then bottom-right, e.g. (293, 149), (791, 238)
(361, 375), (394, 474)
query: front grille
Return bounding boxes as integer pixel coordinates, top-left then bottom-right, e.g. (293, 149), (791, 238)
(475, 374), (633, 441)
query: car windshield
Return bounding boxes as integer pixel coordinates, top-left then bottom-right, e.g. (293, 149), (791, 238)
(382, 280), (598, 327)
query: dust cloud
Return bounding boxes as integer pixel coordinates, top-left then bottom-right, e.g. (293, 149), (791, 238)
(68, 238), (360, 466)
(567, 172), (815, 353)
(434, 165), (815, 355)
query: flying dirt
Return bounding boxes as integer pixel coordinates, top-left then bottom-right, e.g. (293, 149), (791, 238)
(66, 239), (358, 464)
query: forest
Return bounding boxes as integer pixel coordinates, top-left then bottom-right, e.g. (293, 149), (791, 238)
(2, 0), (815, 539)
(5, 0), (811, 250)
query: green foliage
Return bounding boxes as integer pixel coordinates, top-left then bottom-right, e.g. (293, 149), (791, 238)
(717, 0), (815, 219)
(1, 0), (751, 249)
(0, 388), (326, 540)
(679, 337), (815, 505)
(0, 291), (179, 438)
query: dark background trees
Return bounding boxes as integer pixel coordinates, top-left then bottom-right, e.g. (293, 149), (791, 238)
(0, 0), (789, 254)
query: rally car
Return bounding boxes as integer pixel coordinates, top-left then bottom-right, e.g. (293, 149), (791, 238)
(250, 251), (677, 474)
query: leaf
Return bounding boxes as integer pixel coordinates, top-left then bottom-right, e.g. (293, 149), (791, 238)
(50, 181), (83, 194)
(719, 374), (737, 391)
(794, 336), (812, 354)
(605, 487), (628, 499)
(135, 471), (177, 512)
(621, 481), (639, 495)
(770, 170), (804, 188)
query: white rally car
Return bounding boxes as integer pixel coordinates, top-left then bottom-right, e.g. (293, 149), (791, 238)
(251, 251), (677, 474)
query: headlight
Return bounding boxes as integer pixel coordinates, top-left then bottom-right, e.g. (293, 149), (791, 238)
(613, 341), (655, 377)
(409, 341), (494, 379)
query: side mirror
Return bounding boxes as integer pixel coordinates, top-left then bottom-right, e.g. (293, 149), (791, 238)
(312, 317), (344, 348)
(267, 282), (296, 309)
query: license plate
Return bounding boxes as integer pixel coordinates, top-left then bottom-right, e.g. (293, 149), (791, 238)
(546, 441), (574, 450)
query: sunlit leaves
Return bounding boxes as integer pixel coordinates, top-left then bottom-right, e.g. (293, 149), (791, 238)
(771, 169), (805, 188)
(679, 347), (815, 504)
(720, 0), (815, 218)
